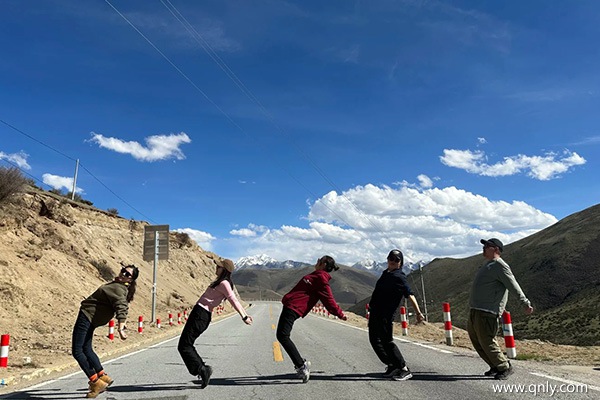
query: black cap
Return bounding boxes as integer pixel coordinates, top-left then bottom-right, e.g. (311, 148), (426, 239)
(480, 238), (504, 252)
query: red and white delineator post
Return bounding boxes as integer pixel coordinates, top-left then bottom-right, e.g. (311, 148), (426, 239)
(365, 303), (370, 320)
(156, 318), (161, 329)
(177, 313), (182, 325)
(108, 320), (115, 341)
(442, 302), (454, 346)
(138, 316), (143, 334)
(0, 334), (10, 367)
(400, 306), (408, 336)
(183, 309), (188, 321)
(169, 312), (173, 326)
(502, 311), (517, 358)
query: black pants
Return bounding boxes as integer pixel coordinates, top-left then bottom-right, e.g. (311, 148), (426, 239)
(368, 315), (406, 369)
(178, 304), (212, 376)
(72, 310), (103, 379)
(276, 307), (304, 368)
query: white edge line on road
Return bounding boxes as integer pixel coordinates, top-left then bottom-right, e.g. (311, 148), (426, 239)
(321, 316), (455, 355)
(529, 372), (600, 392)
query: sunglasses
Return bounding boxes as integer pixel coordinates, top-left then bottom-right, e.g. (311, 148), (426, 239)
(387, 257), (400, 262)
(120, 268), (132, 278)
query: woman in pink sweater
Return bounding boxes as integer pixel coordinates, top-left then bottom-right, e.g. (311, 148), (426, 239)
(277, 255), (347, 383)
(178, 258), (253, 388)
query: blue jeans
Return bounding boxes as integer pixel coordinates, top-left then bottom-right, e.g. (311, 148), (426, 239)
(72, 310), (103, 378)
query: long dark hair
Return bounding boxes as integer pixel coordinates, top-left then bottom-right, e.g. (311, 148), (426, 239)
(210, 267), (234, 289)
(321, 255), (339, 273)
(124, 265), (139, 303)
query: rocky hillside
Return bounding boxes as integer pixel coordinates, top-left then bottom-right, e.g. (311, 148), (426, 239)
(0, 188), (238, 378)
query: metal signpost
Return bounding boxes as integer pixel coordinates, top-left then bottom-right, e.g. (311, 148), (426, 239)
(143, 224), (169, 323)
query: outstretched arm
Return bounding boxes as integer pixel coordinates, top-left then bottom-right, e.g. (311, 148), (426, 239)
(408, 295), (425, 323)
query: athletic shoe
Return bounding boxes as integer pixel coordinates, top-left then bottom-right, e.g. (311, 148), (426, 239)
(494, 365), (514, 380)
(383, 365), (402, 378)
(198, 364), (213, 388)
(484, 367), (499, 377)
(295, 360), (311, 383)
(392, 367), (413, 381)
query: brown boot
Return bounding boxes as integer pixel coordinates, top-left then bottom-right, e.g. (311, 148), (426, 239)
(99, 373), (114, 386)
(86, 378), (108, 398)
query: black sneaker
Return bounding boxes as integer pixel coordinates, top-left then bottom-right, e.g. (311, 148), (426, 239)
(392, 367), (413, 381)
(484, 367), (499, 377)
(383, 365), (401, 378)
(198, 365), (213, 388)
(494, 366), (514, 380)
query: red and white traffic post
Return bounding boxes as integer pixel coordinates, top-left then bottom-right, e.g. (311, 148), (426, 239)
(177, 313), (182, 325)
(138, 315), (143, 334)
(0, 334), (10, 368)
(502, 311), (517, 358)
(169, 312), (173, 326)
(108, 320), (115, 341)
(365, 303), (370, 320)
(442, 302), (453, 346)
(400, 306), (408, 336)
(156, 318), (161, 329)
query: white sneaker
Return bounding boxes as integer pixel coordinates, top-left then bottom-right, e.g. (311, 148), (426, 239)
(295, 360), (311, 383)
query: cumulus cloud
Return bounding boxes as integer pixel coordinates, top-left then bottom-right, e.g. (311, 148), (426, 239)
(440, 149), (586, 180)
(89, 132), (191, 162)
(0, 151), (31, 170)
(42, 173), (83, 193)
(222, 183), (557, 264)
(230, 228), (257, 237)
(417, 174), (433, 188)
(174, 228), (215, 251)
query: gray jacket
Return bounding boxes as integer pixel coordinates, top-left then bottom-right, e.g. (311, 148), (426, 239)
(469, 257), (531, 315)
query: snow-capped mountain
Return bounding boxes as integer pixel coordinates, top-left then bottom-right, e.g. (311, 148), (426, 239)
(237, 254), (429, 274)
(352, 259), (429, 275)
(235, 254), (310, 270)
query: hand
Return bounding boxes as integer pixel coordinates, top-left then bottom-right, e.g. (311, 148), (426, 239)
(524, 306), (534, 315)
(416, 312), (425, 323)
(341, 314), (348, 321)
(243, 315), (253, 325)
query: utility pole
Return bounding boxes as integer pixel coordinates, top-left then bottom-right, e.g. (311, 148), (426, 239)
(419, 263), (428, 321)
(71, 159), (79, 200)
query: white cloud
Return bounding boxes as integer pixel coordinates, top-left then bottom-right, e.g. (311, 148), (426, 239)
(89, 132), (191, 162)
(230, 228), (257, 237)
(417, 174), (433, 188)
(440, 149), (586, 180)
(220, 182), (557, 265)
(42, 173), (83, 193)
(0, 151), (31, 170)
(477, 137), (487, 144)
(174, 228), (215, 251)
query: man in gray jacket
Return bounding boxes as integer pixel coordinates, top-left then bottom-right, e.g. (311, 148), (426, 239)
(468, 238), (534, 380)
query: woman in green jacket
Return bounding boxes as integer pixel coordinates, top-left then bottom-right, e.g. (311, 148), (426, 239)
(71, 264), (139, 398)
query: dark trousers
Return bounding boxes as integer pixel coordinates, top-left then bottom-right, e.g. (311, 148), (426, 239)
(467, 309), (509, 371)
(72, 310), (103, 379)
(276, 307), (304, 368)
(178, 304), (212, 376)
(368, 315), (406, 369)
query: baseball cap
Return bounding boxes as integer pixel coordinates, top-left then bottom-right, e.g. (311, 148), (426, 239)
(480, 238), (504, 252)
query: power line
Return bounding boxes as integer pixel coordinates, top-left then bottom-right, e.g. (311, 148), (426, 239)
(0, 119), (156, 223)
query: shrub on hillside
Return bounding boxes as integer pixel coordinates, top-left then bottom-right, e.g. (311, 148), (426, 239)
(0, 167), (28, 205)
(107, 208), (119, 216)
(174, 232), (193, 248)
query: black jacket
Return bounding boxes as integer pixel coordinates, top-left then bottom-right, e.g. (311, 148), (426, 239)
(369, 268), (414, 319)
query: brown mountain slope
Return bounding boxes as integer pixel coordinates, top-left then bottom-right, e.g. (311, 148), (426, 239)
(234, 265), (379, 308)
(410, 203), (600, 346)
(0, 188), (239, 382)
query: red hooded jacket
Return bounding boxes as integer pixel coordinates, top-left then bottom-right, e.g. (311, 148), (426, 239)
(281, 269), (345, 319)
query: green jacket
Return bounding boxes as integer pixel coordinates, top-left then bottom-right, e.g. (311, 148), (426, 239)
(469, 257), (531, 315)
(80, 281), (130, 327)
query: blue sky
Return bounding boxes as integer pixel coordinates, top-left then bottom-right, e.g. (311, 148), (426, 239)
(1, 0), (598, 265)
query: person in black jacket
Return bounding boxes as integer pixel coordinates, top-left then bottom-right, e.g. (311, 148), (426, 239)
(368, 249), (424, 381)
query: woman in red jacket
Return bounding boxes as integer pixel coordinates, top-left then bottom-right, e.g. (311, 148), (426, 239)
(276, 255), (347, 383)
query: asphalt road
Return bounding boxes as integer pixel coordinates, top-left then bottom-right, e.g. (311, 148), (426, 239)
(1, 302), (598, 399)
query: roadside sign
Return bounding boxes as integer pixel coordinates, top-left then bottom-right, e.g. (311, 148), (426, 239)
(143, 225), (169, 261)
